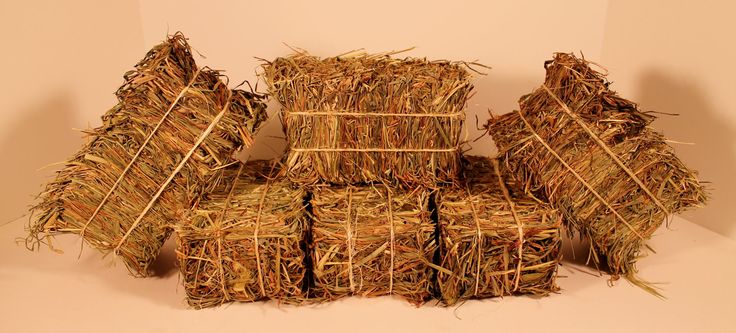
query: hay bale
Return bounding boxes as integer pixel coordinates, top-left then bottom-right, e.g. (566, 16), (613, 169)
(27, 33), (268, 276)
(262, 50), (476, 186)
(176, 160), (308, 308)
(436, 156), (561, 305)
(310, 184), (436, 305)
(488, 53), (707, 279)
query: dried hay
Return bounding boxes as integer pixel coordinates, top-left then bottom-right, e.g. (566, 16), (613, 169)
(488, 53), (707, 281)
(436, 156), (561, 305)
(310, 184), (437, 305)
(27, 33), (268, 276)
(262, 49), (478, 187)
(176, 160), (308, 308)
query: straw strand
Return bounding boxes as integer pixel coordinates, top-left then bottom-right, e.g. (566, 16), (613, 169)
(286, 110), (464, 118)
(466, 187), (483, 297)
(492, 159), (524, 291)
(386, 187), (395, 294)
(345, 187), (356, 293)
(252, 180), (271, 298)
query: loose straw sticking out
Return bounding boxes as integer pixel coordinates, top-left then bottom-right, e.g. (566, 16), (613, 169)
(28, 33), (269, 276)
(436, 156), (562, 306)
(310, 185), (435, 305)
(488, 52), (707, 277)
(176, 160), (308, 309)
(262, 50), (476, 187)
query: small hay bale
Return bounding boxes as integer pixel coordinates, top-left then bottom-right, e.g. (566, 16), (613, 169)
(310, 184), (436, 305)
(488, 53), (707, 279)
(176, 160), (308, 308)
(28, 33), (268, 276)
(262, 50), (476, 187)
(436, 156), (562, 305)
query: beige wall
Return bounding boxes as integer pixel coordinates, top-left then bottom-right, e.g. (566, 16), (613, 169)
(601, 0), (736, 239)
(3, 0), (732, 239)
(137, 0), (609, 160)
(0, 1), (144, 226)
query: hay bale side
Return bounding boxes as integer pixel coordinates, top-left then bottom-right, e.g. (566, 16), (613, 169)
(28, 33), (268, 276)
(262, 50), (474, 187)
(488, 53), (707, 277)
(437, 156), (561, 305)
(176, 160), (308, 309)
(310, 185), (436, 305)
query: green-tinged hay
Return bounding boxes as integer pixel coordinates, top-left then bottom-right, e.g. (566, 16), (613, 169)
(488, 53), (707, 278)
(437, 156), (561, 305)
(262, 50), (477, 187)
(27, 33), (268, 276)
(176, 160), (308, 309)
(310, 185), (436, 305)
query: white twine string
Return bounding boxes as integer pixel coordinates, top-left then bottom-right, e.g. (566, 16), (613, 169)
(541, 85), (670, 217)
(81, 68), (204, 238)
(114, 90), (234, 254)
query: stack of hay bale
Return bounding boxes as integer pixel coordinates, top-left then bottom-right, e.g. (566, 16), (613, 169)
(27, 34), (706, 308)
(259, 49), (565, 306)
(263, 50), (462, 305)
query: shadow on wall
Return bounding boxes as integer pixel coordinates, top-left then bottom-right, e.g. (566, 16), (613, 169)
(0, 92), (81, 225)
(457, 72), (539, 157)
(635, 70), (736, 238)
(238, 99), (288, 162)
